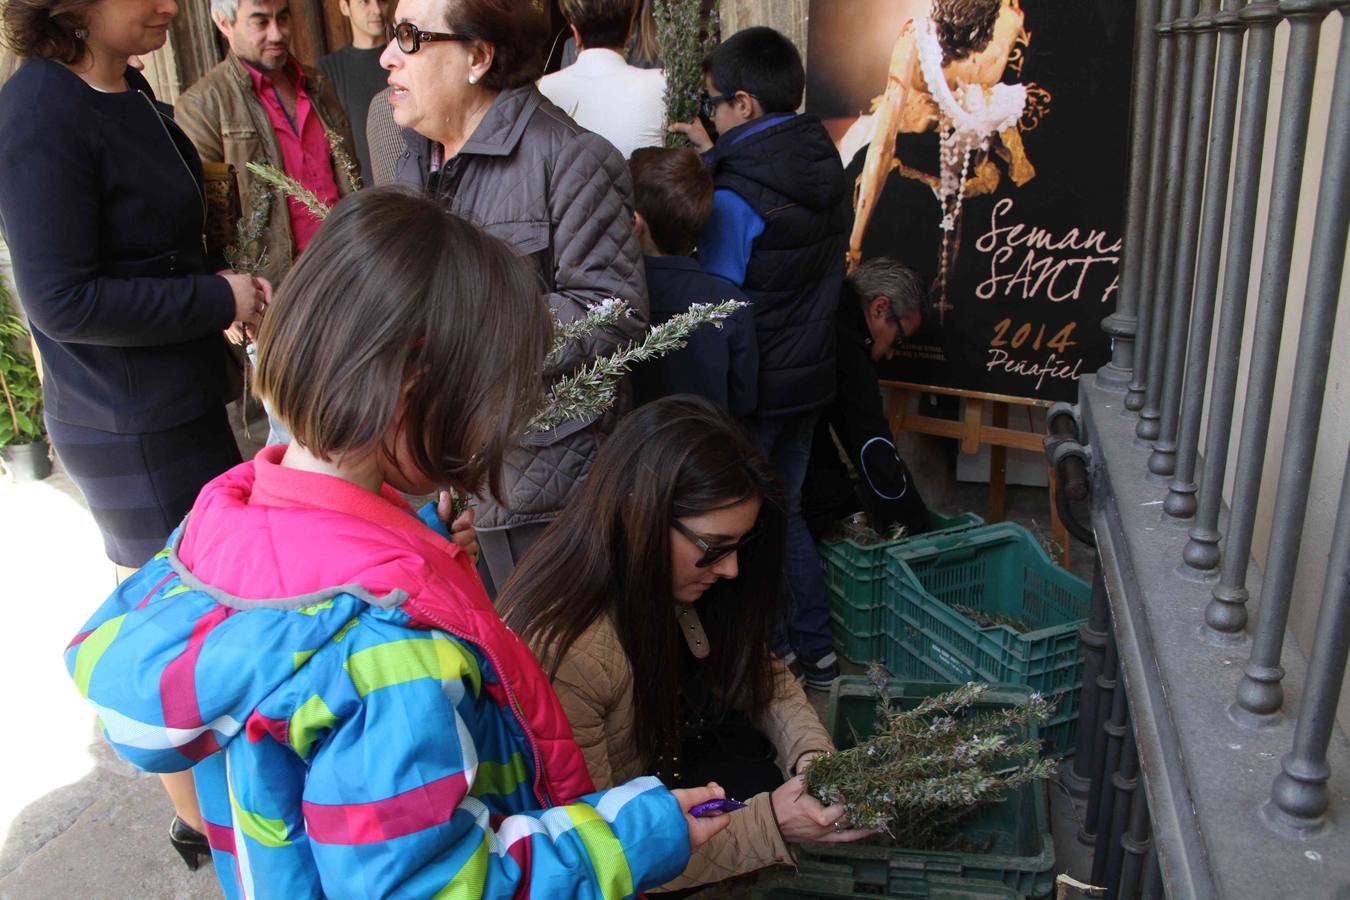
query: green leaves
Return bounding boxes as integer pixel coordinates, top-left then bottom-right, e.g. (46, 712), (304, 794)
(530, 299), (747, 431)
(246, 162), (329, 224)
(654, 0), (720, 148)
(0, 294), (44, 448)
(325, 128), (363, 194)
(226, 175), (274, 277)
(803, 667), (1056, 848)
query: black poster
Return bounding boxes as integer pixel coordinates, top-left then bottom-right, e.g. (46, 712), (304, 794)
(807, 0), (1134, 401)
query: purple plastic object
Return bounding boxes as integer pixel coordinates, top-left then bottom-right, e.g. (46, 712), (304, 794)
(689, 798), (748, 817)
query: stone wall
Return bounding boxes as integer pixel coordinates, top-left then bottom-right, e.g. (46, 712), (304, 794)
(717, 0), (809, 59)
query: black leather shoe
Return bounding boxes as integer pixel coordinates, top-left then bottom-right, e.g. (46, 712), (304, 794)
(169, 816), (210, 871)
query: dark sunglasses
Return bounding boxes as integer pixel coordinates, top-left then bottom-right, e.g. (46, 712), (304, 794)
(698, 90), (739, 119)
(672, 519), (761, 568)
(388, 21), (472, 54)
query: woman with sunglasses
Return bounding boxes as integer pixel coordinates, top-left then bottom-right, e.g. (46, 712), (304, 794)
(500, 396), (873, 891)
(378, 0), (649, 597)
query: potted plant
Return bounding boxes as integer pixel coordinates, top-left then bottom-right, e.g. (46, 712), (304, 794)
(0, 300), (50, 482)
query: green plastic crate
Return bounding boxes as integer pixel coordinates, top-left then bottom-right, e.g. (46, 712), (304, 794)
(823, 511), (985, 664)
(774, 678), (1056, 899)
(754, 870), (1020, 899)
(880, 523), (1089, 756)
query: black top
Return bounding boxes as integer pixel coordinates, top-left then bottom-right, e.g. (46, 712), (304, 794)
(318, 45), (386, 182)
(0, 57), (234, 433)
(633, 255), (757, 415)
(705, 115), (851, 419)
(806, 290), (932, 536)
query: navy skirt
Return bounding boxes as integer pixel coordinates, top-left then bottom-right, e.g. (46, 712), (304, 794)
(46, 406), (242, 567)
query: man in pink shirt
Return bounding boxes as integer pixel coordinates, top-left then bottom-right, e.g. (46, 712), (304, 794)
(177, 0), (358, 288)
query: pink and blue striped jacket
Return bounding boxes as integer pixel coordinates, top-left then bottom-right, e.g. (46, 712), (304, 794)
(65, 447), (690, 898)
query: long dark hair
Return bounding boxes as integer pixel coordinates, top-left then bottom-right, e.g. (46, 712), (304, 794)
(501, 395), (785, 771)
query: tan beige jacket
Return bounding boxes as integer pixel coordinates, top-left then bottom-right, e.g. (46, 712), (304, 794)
(534, 613), (834, 890)
(175, 53), (357, 287)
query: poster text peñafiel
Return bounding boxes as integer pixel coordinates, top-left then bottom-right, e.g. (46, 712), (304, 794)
(807, 0), (1135, 401)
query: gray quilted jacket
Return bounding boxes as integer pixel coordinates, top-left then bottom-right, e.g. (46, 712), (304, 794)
(389, 86), (649, 531)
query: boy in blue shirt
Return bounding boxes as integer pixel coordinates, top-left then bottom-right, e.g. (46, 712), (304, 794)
(671, 27), (851, 689)
(629, 147), (756, 414)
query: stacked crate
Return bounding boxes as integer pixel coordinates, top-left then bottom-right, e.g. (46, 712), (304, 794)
(821, 512), (985, 665)
(880, 524), (1089, 755)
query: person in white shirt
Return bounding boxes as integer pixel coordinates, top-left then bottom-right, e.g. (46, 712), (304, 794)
(539, 0), (667, 159)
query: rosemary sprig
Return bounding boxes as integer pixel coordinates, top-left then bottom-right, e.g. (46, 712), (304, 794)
(803, 667), (1056, 848)
(245, 161), (329, 223)
(654, 0), (720, 149)
(325, 128), (363, 193)
(547, 297), (632, 366)
(530, 299), (747, 431)
(222, 180), (276, 439)
(225, 182), (273, 276)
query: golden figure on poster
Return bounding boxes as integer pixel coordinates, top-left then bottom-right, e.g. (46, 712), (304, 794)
(846, 0), (1053, 322)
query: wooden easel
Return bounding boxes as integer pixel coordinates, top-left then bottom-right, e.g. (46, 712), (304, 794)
(881, 380), (1071, 567)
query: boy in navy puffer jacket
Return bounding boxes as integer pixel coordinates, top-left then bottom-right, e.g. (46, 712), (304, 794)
(670, 27), (852, 691)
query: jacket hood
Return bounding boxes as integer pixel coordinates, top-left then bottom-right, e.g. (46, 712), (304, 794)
(710, 115), (847, 212)
(177, 451), (476, 606)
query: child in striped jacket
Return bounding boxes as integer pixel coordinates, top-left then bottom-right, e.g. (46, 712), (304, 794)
(65, 188), (729, 898)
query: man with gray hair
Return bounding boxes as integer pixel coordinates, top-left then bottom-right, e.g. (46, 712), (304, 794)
(177, 0), (357, 290)
(803, 256), (933, 538)
(849, 257), (925, 364)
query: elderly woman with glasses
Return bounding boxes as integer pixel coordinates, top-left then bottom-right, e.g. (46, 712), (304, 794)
(379, 0), (649, 596)
(500, 396), (873, 892)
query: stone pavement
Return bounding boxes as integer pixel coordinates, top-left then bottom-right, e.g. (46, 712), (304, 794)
(0, 463), (218, 900)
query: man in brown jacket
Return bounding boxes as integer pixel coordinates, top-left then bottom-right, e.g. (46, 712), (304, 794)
(177, 0), (358, 289)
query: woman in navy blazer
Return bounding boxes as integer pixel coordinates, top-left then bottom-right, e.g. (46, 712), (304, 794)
(0, 0), (269, 863)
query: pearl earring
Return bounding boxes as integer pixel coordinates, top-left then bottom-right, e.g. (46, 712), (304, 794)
(468, 74), (478, 85)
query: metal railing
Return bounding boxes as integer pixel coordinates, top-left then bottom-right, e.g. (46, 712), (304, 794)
(1062, 0), (1349, 896)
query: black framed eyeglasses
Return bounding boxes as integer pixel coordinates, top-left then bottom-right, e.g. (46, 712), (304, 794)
(887, 312), (909, 352)
(672, 519), (761, 568)
(698, 91), (738, 119)
(388, 21), (472, 54)
(885, 306), (918, 356)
